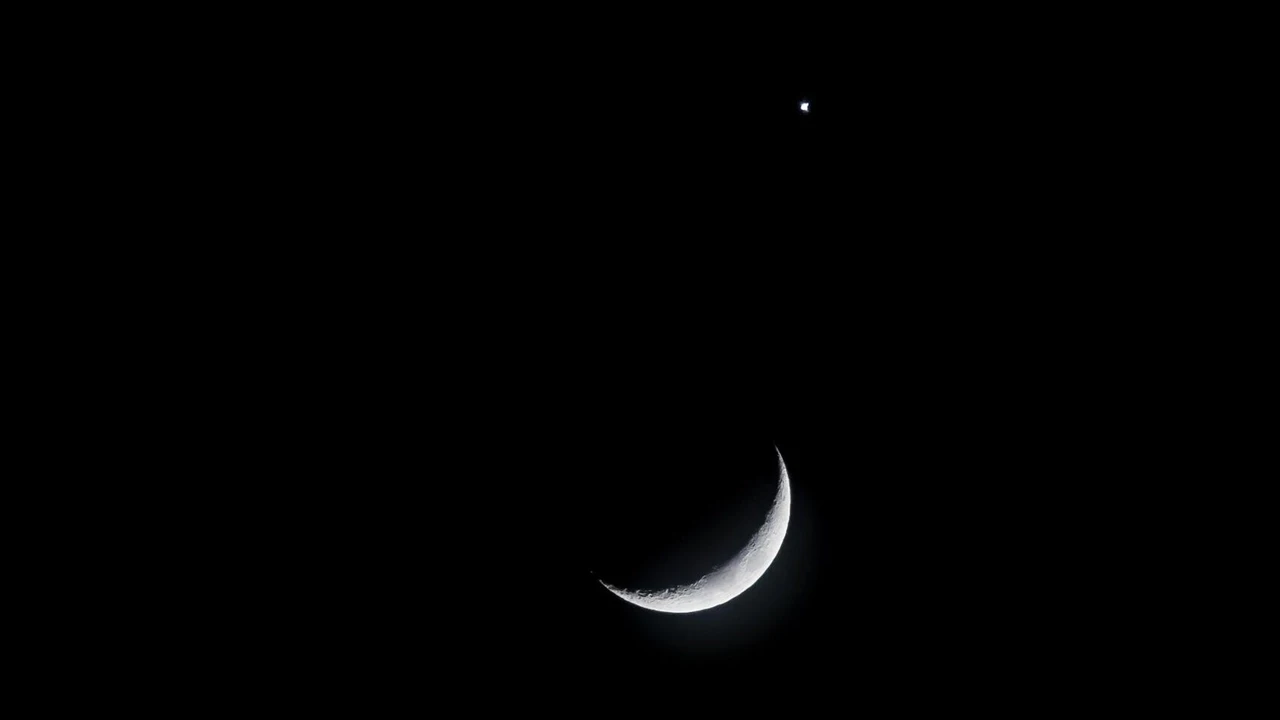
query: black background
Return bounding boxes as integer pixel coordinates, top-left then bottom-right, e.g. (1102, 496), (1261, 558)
(172, 17), (1206, 708)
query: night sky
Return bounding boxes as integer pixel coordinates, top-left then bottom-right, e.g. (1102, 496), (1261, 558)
(209, 24), (1189, 709)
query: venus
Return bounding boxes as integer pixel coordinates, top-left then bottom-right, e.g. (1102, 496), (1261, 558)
(599, 448), (792, 614)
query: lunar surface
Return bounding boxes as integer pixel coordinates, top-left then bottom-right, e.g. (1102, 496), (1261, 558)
(599, 448), (792, 614)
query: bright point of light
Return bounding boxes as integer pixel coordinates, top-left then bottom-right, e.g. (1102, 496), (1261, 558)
(800, 101), (810, 113)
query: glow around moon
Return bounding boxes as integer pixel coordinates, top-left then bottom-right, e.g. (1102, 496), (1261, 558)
(599, 448), (792, 614)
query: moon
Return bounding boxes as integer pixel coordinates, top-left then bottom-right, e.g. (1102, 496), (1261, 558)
(599, 448), (792, 614)
(799, 101), (810, 113)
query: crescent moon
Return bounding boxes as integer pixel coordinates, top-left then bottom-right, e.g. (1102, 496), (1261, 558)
(599, 448), (792, 614)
